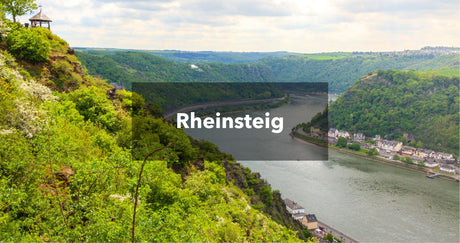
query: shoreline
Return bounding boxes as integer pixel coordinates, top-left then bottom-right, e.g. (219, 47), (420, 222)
(291, 133), (459, 182)
(163, 95), (288, 119)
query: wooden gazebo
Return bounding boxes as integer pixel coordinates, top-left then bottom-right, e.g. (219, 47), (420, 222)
(29, 10), (52, 30)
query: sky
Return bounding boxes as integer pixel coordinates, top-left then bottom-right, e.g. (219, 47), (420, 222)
(14, 0), (460, 53)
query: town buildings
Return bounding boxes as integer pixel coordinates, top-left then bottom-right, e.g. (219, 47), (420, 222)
(326, 128), (458, 174)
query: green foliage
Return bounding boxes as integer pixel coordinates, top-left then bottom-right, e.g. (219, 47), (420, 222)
(76, 51), (275, 90)
(76, 48), (460, 94)
(367, 148), (379, 156)
(63, 86), (119, 132)
(349, 143), (361, 151)
(325, 233), (334, 243)
(76, 48), (292, 64)
(329, 69), (459, 155)
(261, 53), (460, 93)
(299, 109), (328, 134)
(34, 27), (69, 53)
(336, 136), (347, 148)
(6, 27), (50, 62)
(301, 227), (313, 239)
(133, 83), (308, 113)
(0, 30), (303, 242)
(404, 157), (413, 164)
(259, 184), (274, 207)
(132, 115), (196, 164)
(393, 154), (400, 161)
(115, 89), (145, 114)
(1, 77), (300, 242)
(0, 0), (37, 22)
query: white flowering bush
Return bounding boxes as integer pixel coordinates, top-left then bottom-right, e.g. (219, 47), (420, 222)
(19, 79), (57, 102)
(0, 52), (57, 137)
(0, 17), (10, 41)
(9, 99), (45, 138)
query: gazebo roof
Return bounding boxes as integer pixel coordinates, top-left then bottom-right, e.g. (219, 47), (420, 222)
(29, 10), (52, 22)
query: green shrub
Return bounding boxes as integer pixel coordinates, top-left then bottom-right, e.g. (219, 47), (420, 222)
(64, 86), (119, 132)
(367, 148), (379, 156)
(336, 136), (347, 148)
(6, 28), (51, 62)
(404, 157), (413, 164)
(349, 143), (360, 151)
(33, 27), (68, 52)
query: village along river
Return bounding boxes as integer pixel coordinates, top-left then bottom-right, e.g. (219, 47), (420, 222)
(183, 94), (459, 242)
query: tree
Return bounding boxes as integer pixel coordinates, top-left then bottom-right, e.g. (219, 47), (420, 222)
(336, 136), (347, 148)
(416, 141), (423, 148)
(301, 227), (313, 239)
(349, 143), (360, 151)
(367, 148), (379, 156)
(0, 0), (38, 23)
(404, 157), (413, 164)
(398, 136), (407, 144)
(325, 233), (334, 243)
(393, 154), (400, 161)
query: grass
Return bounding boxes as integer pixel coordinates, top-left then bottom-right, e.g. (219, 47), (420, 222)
(420, 69), (460, 77)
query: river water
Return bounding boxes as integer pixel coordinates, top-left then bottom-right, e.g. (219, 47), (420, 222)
(184, 94), (459, 242)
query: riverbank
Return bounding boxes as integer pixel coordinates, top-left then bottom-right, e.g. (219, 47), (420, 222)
(163, 94), (288, 119)
(291, 131), (459, 182)
(317, 220), (359, 243)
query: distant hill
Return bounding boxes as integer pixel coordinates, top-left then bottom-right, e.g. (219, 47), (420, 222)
(329, 69), (459, 155)
(76, 51), (275, 89)
(259, 51), (459, 93)
(75, 48), (293, 64)
(76, 47), (459, 93)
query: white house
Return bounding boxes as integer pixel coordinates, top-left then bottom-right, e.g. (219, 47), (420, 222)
(328, 128), (351, 139)
(284, 199), (305, 215)
(353, 132), (366, 142)
(376, 139), (403, 152)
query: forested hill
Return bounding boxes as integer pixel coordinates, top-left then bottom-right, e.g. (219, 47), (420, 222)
(76, 51), (274, 89)
(329, 69), (459, 155)
(259, 52), (459, 93)
(76, 48), (459, 93)
(0, 17), (311, 241)
(75, 48), (293, 63)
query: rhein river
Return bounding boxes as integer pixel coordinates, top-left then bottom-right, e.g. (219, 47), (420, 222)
(184, 94), (459, 242)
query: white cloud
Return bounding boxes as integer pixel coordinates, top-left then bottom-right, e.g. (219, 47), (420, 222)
(13, 0), (460, 52)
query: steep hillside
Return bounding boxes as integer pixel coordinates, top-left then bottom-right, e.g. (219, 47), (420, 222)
(0, 23), (108, 92)
(0, 18), (310, 241)
(329, 69), (459, 155)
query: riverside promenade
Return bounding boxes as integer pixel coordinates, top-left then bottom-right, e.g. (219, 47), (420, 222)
(317, 220), (359, 243)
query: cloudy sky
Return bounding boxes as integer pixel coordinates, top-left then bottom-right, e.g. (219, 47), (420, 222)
(15, 0), (460, 52)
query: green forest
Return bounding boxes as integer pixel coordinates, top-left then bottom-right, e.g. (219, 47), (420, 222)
(260, 53), (459, 93)
(133, 82), (326, 113)
(329, 69), (459, 155)
(0, 15), (314, 242)
(75, 48), (293, 64)
(76, 48), (460, 93)
(76, 51), (275, 90)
